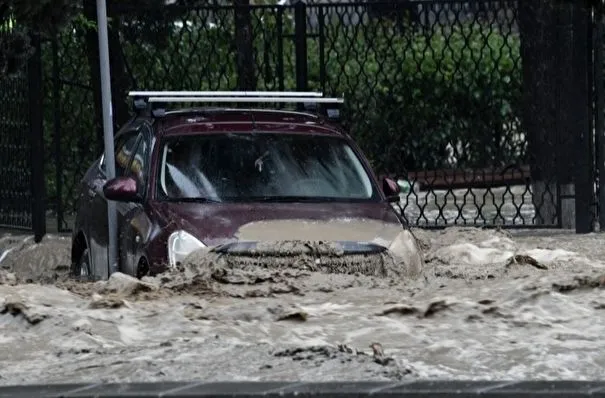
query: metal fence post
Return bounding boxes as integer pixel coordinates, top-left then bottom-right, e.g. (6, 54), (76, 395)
(276, 6), (285, 91)
(51, 36), (64, 233)
(596, 3), (605, 231)
(28, 33), (46, 242)
(573, 0), (595, 233)
(294, 0), (308, 94)
(318, 6), (326, 94)
(234, 0), (256, 91)
(96, 0), (118, 277)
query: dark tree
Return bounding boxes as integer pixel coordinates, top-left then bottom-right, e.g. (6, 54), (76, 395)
(0, 0), (77, 76)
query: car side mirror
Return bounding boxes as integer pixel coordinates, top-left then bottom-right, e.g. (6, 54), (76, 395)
(103, 176), (141, 203)
(382, 177), (401, 203)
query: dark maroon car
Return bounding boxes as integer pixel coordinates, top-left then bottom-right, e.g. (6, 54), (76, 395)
(71, 94), (417, 281)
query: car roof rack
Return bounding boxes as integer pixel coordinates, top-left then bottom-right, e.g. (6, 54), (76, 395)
(128, 91), (345, 122)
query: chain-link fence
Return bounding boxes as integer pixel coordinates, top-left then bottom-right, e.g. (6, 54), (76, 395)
(0, 66), (32, 230)
(37, 0), (602, 233)
(0, 14), (46, 239)
(0, 20), (34, 233)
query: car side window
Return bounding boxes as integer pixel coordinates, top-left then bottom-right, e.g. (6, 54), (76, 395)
(99, 132), (139, 177)
(125, 134), (149, 197)
(115, 133), (140, 178)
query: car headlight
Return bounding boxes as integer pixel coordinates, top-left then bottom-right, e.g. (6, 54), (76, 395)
(387, 229), (424, 277)
(167, 230), (206, 268)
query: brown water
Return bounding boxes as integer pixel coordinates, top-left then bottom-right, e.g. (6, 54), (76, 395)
(1, 227), (605, 385)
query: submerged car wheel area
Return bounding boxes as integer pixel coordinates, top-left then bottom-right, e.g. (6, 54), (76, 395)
(71, 91), (423, 281)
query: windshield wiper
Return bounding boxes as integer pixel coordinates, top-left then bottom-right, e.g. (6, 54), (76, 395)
(165, 196), (221, 203)
(252, 196), (341, 203)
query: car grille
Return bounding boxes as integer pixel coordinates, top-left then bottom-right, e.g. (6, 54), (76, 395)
(214, 243), (394, 277)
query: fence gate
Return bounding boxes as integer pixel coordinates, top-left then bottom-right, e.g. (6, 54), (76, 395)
(0, 32), (45, 241)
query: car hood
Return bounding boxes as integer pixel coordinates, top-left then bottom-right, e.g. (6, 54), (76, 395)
(153, 201), (405, 248)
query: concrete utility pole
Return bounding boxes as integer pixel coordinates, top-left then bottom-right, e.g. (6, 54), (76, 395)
(96, 0), (118, 277)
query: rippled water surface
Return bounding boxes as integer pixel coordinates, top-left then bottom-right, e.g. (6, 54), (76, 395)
(1, 227), (605, 385)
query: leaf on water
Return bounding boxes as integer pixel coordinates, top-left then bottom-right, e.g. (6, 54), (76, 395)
(423, 299), (453, 318)
(377, 304), (419, 316)
(269, 304), (308, 322)
(506, 255), (548, 270)
(88, 295), (128, 310)
(370, 342), (394, 366)
(276, 310), (308, 322)
(1, 300), (48, 325)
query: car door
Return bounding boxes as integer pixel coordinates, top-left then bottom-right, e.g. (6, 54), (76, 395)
(87, 129), (141, 280)
(115, 123), (153, 277)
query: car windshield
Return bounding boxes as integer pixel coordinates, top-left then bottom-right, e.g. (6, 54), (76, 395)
(156, 132), (379, 203)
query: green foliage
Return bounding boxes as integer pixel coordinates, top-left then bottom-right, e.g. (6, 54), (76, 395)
(317, 21), (523, 173)
(121, 8), (239, 90)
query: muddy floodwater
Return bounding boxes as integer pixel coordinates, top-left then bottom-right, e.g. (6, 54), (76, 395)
(1, 227), (605, 385)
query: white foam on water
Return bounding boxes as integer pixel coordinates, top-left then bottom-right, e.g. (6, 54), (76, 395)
(117, 324), (147, 345)
(0, 247), (14, 264)
(432, 242), (514, 264)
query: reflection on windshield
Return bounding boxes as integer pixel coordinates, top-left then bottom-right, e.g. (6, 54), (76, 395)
(157, 133), (377, 202)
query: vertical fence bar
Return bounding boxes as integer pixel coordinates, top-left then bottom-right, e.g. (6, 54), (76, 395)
(318, 6), (326, 94)
(52, 36), (64, 233)
(234, 0), (255, 91)
(555, 0), (572, 229)
(294, 0), (308, 95)
(28, 33), (46, 242)
(573, 0), (595, 233)
(587, 0), (596, 230)
(277, 6), (285, 92)
(596, 6), (605, 231)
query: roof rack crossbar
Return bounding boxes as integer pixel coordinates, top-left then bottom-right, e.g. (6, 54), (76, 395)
(130, 91), (345, 123)
(147, 96), (343, 104)
(129, 91), (324, 98)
